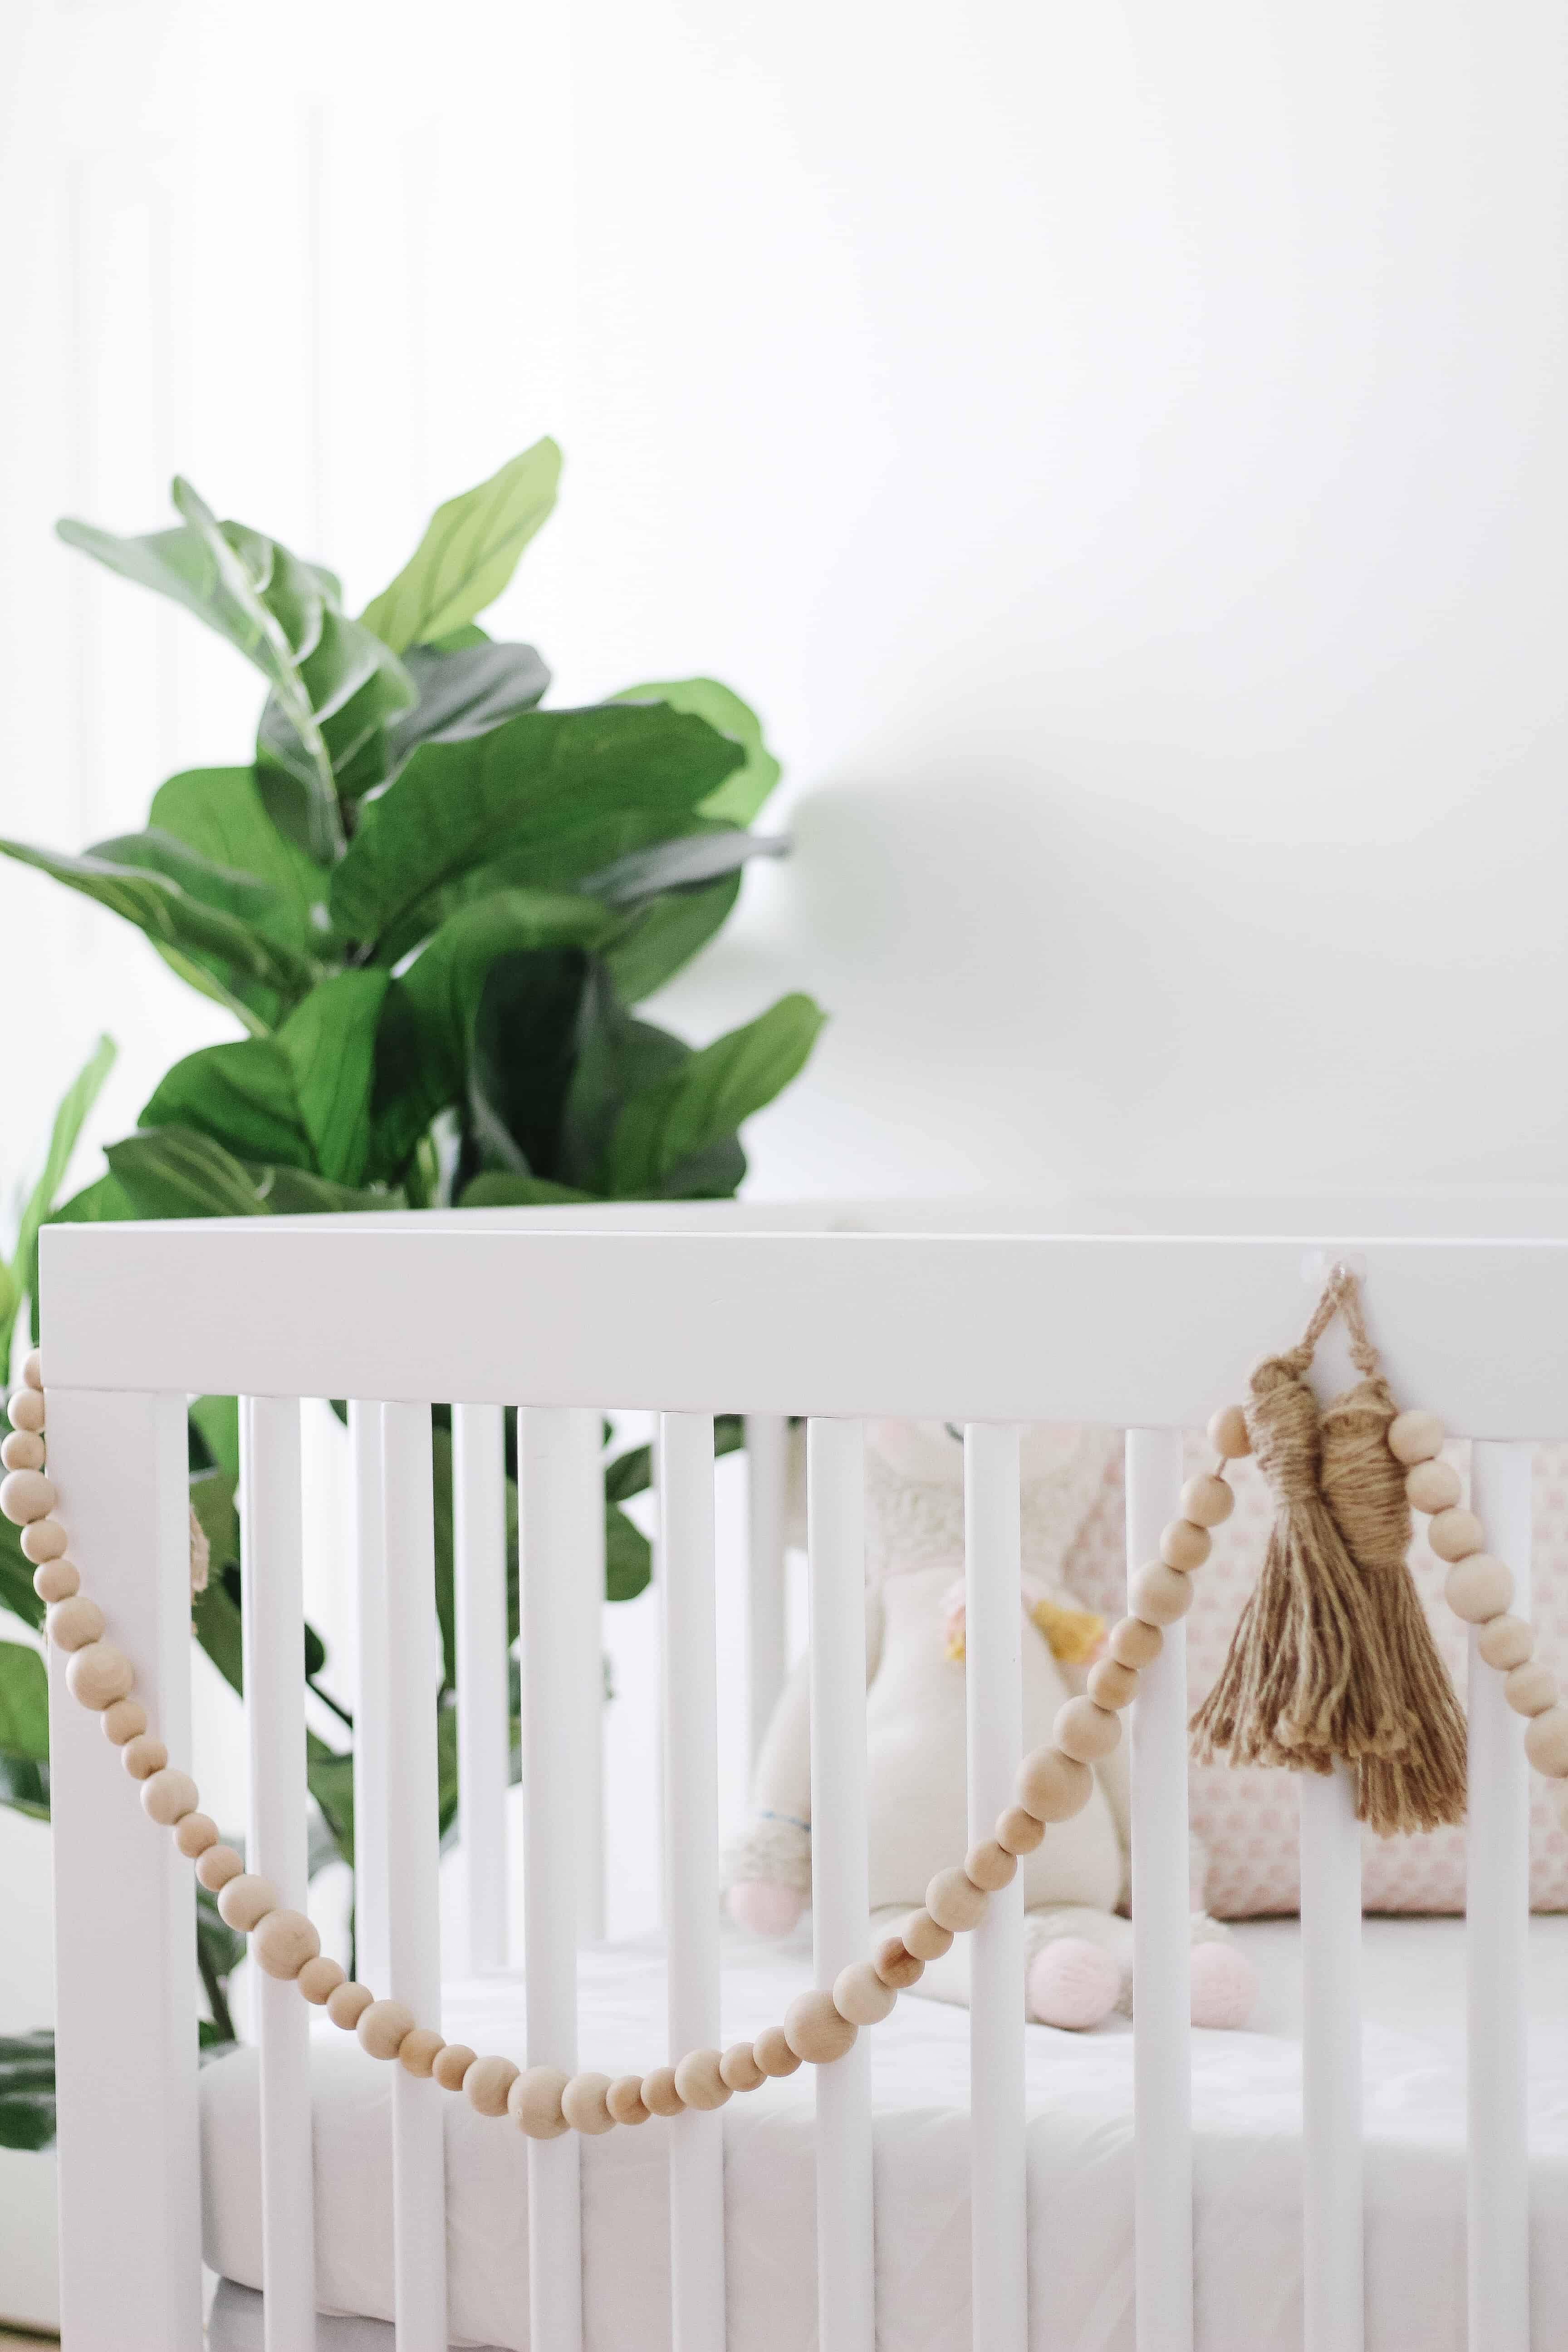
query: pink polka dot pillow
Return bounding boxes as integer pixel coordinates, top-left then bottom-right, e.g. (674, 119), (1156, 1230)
(1063, 1437), (1568, 1916)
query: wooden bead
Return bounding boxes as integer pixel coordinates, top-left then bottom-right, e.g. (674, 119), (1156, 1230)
(995, 1804), (1045, 1856)
(1159, 1519), (1210, 1571)
(100, 1696), (146, 1745)
(673, 2049), (732, 2110)
(122, 1735), (168, 1781)
(1505, 1661), (1559, 1718)
(1446, 1554), (1514, 1624)
(607, 2073), (652, 2124)
(873, 1932), (925, 1990)
(833, 1960), (897, 2024)
(1405, 1459), (1462, 1515)
(1109, 1615), (1163, 1670)
(1429, 1508), (1485, 1563)
(1015, 1744), (1093, 1822)
(1131, 1561), (1195, 1626)
(298, 1957), (346, 2005)
(784, 1989), (858, 2065)
(399, 2028), (445, 2078)
(510, 2065), (570, 2135)
(141, 1768), (199, 1826)
(752, 2025), (804, 2078)
(196, 1842), (244, 1893)
(1087, 1657), (1140, 1712)
(20, 1351), (43, 1392)
(359, 2000), (417, 2062)
(464, 2053), (519, 2113)
(66, 1641), (134, 1710)
(217, 1873), (278, 1933)
(21, 1519), (68, 1563)
(1477, 1614), (1535, 1672)
(1054, 1696), (1122, 1763)
(49, 1594), (104, 1652)
(1, 1431), (44, 1471)
(901, 1908), (955, 1961)
(434, 2043), (477, 2092)
(720, 2042), (766, 2093)
(34, 1558), (80, 1603)
(1524, 1703), (1568, 1777)
(0, 1469), (56, 1525)
(963, 1837), (1017, 1891)
(252, 1909), (320, 1980)
(1180, 1472), (1235, 1528)
(1388, 1410), (1445, 1465)
(6, 1388), (45, 1434)
(926, 1866), (988, 1932)
(1207, 1404), (1251, 1459)
(173, 1811), (219, 1859)
(562, 2071), (617, 2132)
(327, 1980), (375, 2032)
(640, 2065), (685, 2116)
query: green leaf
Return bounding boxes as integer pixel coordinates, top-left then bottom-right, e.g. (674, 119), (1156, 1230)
(466, 949), (594, 1180)
(191, 1398), (240, 1480)
(603, 875), (741, 1004)
(0, 1506), (42, 1635)
(4, 1033), (116, 1360)
(142, 972), (389, 1184)
(189, 1467), (239, 1580)
(307, 1735), (355, 1869)
(361, 439), (563, 653)
(0, 1641), (49, 1762)
(191, 1567), (244, 1698)
(386, 641), (550, 771)
(0, 836), (316, 1035)
(612, 677), (781, 825)
(149, 768), (329, 954)
(583, 824), (787, 907)
(105, 1128), (268, 1219)
(605, 992), (826, 1197)
(249, 1165), (402, 1214)
(557, 964), (690, 1192)
(456, 1172), (597, 1207)
(0, 2032), (56, 2150)
(605, 1502), (651, 1601)
(329, 703), (746, 958)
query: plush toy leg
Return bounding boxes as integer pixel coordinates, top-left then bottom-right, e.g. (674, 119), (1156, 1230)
(1188, 1928), (1258, 2029)
(1026, 1937), (1122, 2029)
(727, 1881), (806, 1936)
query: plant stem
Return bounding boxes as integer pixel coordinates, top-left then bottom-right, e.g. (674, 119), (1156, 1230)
(197, 1938), (236, 2046)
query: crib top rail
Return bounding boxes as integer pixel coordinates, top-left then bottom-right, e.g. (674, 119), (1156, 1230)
(37, 1201), (1568, 1436)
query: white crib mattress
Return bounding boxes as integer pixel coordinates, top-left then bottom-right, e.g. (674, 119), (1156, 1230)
(203, 1915), (1568, 2352)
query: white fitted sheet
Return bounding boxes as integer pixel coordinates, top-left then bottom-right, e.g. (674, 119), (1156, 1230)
(204, 1916), (1568, 2352)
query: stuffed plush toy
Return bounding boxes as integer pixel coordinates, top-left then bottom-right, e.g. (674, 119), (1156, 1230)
(723, 1421), (1257, 2031)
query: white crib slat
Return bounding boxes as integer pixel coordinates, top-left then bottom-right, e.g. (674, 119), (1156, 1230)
(660, 1411), (727, 2351)
(1300, 1762), (1364, 2352)
(454, 1402), (510, 1973)
(965, 1422), (1025, 2352)
(349, 1401), (390, 1996)
(1466, 1441), (1532, 2352)
(519, 1408), (586, 2352)
(808, 1416), (874, 2352)
(1126, 1428), (1193, 2352)
(572, 1410), (607, 1943)
(49, 1386), (203, 2352)
(380, 1403), (448, 2352)
(240, 1396), (316, 2352)
(745, 1412), (789, 1764)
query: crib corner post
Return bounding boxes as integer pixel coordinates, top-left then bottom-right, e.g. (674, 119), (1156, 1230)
(47, 1384), (203, 2352)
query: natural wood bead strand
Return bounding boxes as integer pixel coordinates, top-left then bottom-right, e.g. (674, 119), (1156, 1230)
(196, 1843), (245, 1893)
(1504, 1661), (1559, 1719)
(359, 2001), (417, 2063)
(1109, 1615), (1163, 1670)
(1388, 1410), (1445, 1465)
(640, 2066), (685, 2117)
(1, 1431), (44, 1471)
(49, 1595), (105, 1651)
(1208, 1404), (1251, 1459)
(66, 1642), (134, 1710)
(562, 2072), (617, 2132)
(141, 1768), (199, 1827)
(100, 1696), (146, 1745)
(1130, 1560), (1194, 1626)
(901, 1908), (955, 1962)
(327, 1981), (375, 2032)
(434, 2043), (476, 2092)
(298, 1957), (347, 2005)
(607, 2073), (652, 2124)
(465, 2055), (519, 2113)
(833, 1960), (897, 2025)
(1478, 1615), (1535, 1672)
(673, 2050), (731, 2110)
(1159, 1518), (1211, 1571)
(6, 1388), (45, 1434)
(925, 1865), (988, 1933)
(1087, 1656), (1140, 1711)
(510, 2066), (570, 2135)
(719, 2043), (766, 2093)
(21, 1519), (68, 1564)
(1405, 1459), (1462, 1515)
(1053, 1696), (1121, 1763)
(1181, 1471), (1235, 1527)
(0, 1468), (56, 1524)
(873, 1933), (925, 1991)
(752, 2025), (804, 2078)
(217, 1873), (277, 1933)
(34, 1558), (80, 1603)
(994, 1803), (1045, 1856)
(252, 1909), (321, 1980)
(1525, 1705), (1568, 1777)
(173, 1812), (219, 1860)
(963, 1836), (1017, 1891)
(1429, 1509), (1485, 1564)
(122, 1735), (169, 1781)
(1015, 1745), (1092, 1822)
(784, 1989), (858, 2065)
(399, 2028), (445, 2078)
(1446, 1555), (1514, 1624)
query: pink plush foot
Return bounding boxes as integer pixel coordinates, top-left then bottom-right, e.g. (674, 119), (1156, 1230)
(727, 1881), (805, 1936)
(1026, 1936), (1121, 2029)
(1189, 1939), (1257, 2029)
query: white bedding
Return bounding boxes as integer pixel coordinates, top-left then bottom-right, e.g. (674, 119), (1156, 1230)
(204, 1916), (1568, 2352)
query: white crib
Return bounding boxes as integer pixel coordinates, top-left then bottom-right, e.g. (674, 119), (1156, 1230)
(38, 1199), (1564, 2352)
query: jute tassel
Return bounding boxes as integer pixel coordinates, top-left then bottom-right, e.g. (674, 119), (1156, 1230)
(1190, 1269), (1468, 1835)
